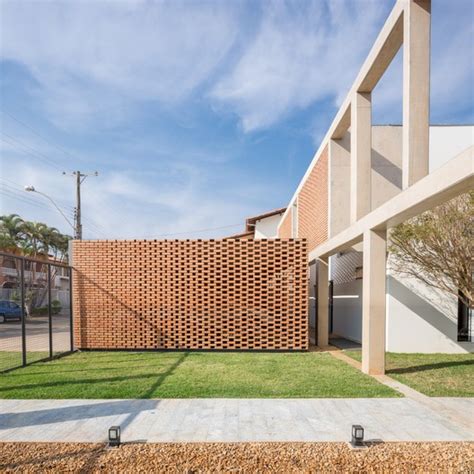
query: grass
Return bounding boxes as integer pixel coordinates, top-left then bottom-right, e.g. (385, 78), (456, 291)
(0, 350), (400, 399)
(344, 351), (474, 397)
(0, 351), (51, 373)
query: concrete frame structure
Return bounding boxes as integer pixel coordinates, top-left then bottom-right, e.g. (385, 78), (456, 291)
(276, 0), (473, 374)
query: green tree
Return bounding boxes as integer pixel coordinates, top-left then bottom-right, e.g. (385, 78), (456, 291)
(0, 215), (72, 316)
(0, 214), (25, 252)
(389, 191), (473, 309)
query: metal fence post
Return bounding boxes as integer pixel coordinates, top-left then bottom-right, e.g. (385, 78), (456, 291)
(20, 258), (26, 367)
(48, 264), (53, 359)
(69, 267), (74, 352)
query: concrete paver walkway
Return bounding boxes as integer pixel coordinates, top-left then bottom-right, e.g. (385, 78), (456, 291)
(0, 398), (472, 443)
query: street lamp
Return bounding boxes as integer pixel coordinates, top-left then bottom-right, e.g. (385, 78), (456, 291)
(24, 185), (76, 235)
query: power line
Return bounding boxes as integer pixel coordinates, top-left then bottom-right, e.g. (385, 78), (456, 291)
(0, 179), (74, 215)
(138, 223), (243, 239)
(0, 133), (63, 171)
(0, 176), (108, 237)
(1, 109), (82, 162)
(0, 189), (47, 210)
(0, 185), (76, 225)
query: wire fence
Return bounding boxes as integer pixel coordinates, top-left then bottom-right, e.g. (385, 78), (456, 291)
(0, 252), (73, 372)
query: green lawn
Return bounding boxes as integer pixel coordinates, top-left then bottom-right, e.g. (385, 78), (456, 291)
(0, 351), (51, 373)
(345, 351), (474, 397)
(0, 350), (400, 399)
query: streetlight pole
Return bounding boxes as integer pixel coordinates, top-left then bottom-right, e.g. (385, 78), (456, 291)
(26, 169), (98, 240)
(24, 186), (75, 233)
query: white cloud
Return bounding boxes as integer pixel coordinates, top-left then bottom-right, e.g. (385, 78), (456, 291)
(0, 137), (280, 240)
(0, 0), (239, 128)
(211, 0), (388, 131)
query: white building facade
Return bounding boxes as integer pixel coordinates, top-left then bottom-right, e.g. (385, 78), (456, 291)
(330, 125), (473, 353)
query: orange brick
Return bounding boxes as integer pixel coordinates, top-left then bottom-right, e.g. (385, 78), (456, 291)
(72, 239), (308, 351)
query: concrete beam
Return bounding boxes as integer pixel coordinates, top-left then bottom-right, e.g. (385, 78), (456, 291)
(402, 0), (431, 188)
(309, 146), (473, 260)
(279, 1), (405, 214)
(361, 229), (387, 375)
(351, 92), (372, 222)
(317, 257), (329, 348)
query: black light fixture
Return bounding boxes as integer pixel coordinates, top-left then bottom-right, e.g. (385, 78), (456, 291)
(351, 424), (364, 448)
(108, 425), (121, 447)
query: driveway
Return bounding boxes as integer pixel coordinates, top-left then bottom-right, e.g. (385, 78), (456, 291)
(0, 313), (71, 353)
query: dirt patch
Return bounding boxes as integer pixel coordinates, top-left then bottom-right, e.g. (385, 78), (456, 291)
(0, 441), (473, 473)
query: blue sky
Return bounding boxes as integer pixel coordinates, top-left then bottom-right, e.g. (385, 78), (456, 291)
(0, 0), (472, 239)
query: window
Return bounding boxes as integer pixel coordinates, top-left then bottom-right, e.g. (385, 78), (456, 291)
(457, 293), (472, 342)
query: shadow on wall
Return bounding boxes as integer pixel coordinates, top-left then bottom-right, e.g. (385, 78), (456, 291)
(387, 276), (469, 351)
(371, 150), (402, 189)
(74, 269), (164, 349)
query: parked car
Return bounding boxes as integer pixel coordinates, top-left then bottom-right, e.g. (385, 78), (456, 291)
(0, 300), (22, 323)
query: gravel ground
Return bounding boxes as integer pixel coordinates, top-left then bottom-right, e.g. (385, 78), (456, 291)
(0, 441), (473, 473)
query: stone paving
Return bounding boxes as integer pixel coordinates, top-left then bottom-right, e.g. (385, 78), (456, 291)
(0, 397), (472, 443)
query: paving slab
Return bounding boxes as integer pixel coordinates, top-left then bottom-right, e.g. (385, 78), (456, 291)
(0, 398), (472, 443)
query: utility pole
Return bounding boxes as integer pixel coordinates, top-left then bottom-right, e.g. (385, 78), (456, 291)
(75, 171), (82, 240)
(63, 170), (98, 240)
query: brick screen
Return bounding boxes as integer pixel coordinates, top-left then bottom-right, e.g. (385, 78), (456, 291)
(72, 239), (308, 350)
(278, 209), (293, 238)
(297, 146), (328, 251)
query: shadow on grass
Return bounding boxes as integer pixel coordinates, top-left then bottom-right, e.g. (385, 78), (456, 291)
(0, 354), (189, 431)
(388, 359), (474, 375)
(139, 352), (188, 398)
(0, 353), (189, 395)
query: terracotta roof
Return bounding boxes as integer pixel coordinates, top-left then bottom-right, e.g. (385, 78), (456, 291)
(245, 207), (286, 232)
(222, 231), (254, 240)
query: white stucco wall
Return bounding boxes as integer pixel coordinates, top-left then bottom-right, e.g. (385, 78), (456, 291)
(429, 125), (474, 172)
(254, 213), (283, 239)
(329, 124), (474, 353)
(332, 280), (362, 343)
(386, 271), (472, 353)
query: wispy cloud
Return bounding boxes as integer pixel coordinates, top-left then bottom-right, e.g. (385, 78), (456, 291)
(0, 136), (281, 239)
(211, 0), (388, 131)
(1, 0), (472, 241)
(1, 0), (239, 129)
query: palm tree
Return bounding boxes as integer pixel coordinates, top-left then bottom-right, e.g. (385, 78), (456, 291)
(0, 214), (25, 252)
(0, 215), (72, 316)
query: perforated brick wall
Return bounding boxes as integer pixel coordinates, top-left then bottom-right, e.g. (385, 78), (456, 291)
(297, 146), (328, 251)
(72, 239), (308, 350)
(278, 209), (293, 238)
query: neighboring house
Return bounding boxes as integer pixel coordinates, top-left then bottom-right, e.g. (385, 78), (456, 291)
(226, 208), (286, 240)
(0, 253), (70, 291)
(244, 1), (473, 356)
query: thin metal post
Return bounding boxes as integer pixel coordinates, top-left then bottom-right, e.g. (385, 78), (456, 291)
(69, 266), (74, 351)
(329, 280), (334, 334)
(48, 264), (53, 358)
(314, 264), (318, 345)
(20, 258), (26, 366)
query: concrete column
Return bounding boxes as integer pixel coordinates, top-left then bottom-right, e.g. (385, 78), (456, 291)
(350, 92), (372, 223)
(317, 257), (329, 348)
(402, 0), (431, 189)
(329, 137), (351, 238)
(361, 229), (387, 375)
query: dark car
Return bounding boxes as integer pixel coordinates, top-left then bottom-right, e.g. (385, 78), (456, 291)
(0, 300), (22, 323)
